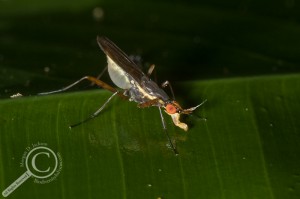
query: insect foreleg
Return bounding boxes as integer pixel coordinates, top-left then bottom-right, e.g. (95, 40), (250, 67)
(158, 107), (178, 155)
(161, 80), (175, 100)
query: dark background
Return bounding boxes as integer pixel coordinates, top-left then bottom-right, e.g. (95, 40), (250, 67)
(0, 0), (300, 97)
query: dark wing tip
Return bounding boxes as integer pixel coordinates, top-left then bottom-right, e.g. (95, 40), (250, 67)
(96, 35), (107, 42)
(96, 35), (108, 49)
(95, 35), (146, 81)
(96, 36), (117, 55)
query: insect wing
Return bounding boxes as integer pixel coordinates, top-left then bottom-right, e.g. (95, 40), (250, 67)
(106, 56), (132, 89)
(97, 36), (146, 84)
(97, 36), (170, 102)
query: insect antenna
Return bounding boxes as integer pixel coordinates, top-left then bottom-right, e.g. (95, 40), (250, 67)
(183, 99), (207, 114)
(158, 107), (179, 155)
(69, 91), (119, 128)
(161, 80), (175, 100)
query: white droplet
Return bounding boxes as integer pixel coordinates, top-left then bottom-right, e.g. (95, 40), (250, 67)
(93, 7), (104, 21)
(44, 66), (50, 73)
(10, 93), (23, 98)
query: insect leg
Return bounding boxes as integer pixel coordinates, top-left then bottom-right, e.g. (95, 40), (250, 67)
(38, 76), (126, 99)
(147, 64), (155, 76)
(90, 66), (108, 86)
(38, 77), (89, 95)
(137, 99), (159, 108)
(86, 76), (127, 99)
(69, 91), (119, 128)
(158, 107), (179, 155)
(161, 80), (175, 100)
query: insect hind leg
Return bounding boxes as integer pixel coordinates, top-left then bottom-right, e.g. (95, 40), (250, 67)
(38, 76), (124, 98)
(90, 66), (108, 86)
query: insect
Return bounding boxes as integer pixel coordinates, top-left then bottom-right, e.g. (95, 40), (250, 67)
(39, 36), (206, 154)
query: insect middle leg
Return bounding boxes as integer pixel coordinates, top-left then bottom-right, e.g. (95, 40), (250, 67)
(69, 91), (120, 128)
(137, 99), (160, 108)
(147, 64), (155, 76)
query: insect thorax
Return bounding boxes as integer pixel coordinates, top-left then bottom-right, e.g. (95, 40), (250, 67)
(124, 77), (170, 105)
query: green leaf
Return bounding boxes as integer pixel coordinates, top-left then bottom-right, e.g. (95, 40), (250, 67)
(1, 74), (300, 198)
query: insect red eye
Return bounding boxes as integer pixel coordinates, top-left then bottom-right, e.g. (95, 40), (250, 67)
(165, 104), (177, 114)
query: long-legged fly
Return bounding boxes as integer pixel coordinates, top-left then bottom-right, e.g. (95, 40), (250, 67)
(39, 36), (206, 154)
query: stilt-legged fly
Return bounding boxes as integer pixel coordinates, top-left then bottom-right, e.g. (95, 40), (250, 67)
(39, 36), (206, 154)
